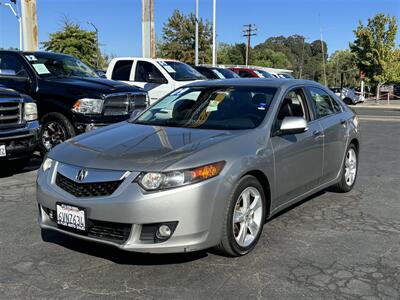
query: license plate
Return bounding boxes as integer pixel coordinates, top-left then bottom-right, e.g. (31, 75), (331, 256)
(56, 203), (86, 231)
(0, 145), (6, 157)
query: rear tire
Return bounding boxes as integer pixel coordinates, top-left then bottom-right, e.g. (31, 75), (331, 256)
(39, 112), (75, 155)
(332, 144), (358, 193)
(214, 175), (266, 257)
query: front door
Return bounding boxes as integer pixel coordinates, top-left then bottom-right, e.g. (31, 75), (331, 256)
(0, 53), (32, 94)
(133, 60), (173, 104)
(270, 88), (324, 209)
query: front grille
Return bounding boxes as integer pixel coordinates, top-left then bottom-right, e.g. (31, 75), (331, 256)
(103, 93), (147, 116)
(43, 207), (131, 244)
(0, 101), (22, 128)
(55, 172), (122, 197)
(88, 220), (132, 244)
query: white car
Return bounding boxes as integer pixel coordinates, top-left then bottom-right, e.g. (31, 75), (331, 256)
(106, 58), (205, 104)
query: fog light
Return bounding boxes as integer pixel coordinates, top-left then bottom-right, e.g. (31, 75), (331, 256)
(156, 224), (172, 239)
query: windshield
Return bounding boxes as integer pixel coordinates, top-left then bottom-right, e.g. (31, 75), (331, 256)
(25, 54), (98, 78)
(133, 86), (276, 130)
(212, 68), (240, 79)
(254, 70), (274, 78)
(158, 61), (205, 81)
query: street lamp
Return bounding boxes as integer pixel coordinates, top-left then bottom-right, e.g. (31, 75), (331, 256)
(0, 0), (22, 50)
(87, 21), (99, 70)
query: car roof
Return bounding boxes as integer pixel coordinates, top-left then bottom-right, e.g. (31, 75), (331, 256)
(0, 50), (75, 59)
(185, 78), (323, 89)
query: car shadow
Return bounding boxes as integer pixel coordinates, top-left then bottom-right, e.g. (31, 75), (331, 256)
(40, 229), (208, 265)
(266, 190), (326, 222)
(0, 153), (42, 178)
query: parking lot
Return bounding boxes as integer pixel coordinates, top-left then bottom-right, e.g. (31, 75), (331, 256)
(0, 107), (399, 299)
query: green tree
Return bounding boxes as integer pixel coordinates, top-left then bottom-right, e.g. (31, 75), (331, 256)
(326, 50), (359, 87)
(217, 43), (246, 65)
(42, 20), (106, 69)
(350, 13), (398, 100)
(158, 10), (212, 64)
(252, 46), (291, 69)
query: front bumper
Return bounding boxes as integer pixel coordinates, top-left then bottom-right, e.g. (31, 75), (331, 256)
(0, 121), (40, 160)
(36, 162), (229, 253)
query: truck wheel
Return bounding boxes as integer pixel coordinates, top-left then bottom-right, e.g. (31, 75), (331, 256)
(39, 112), (75, 155)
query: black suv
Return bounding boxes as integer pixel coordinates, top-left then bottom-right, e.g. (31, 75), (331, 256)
(0, 87), (39, 166)
(0, 51), (148, 153)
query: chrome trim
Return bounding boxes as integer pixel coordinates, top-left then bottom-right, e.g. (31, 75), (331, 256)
(56, 162), (136, 184)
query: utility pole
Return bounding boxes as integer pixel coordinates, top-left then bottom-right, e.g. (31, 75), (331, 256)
(212, 0), (216, 66)
(299, 36), (309, 79)
(195, 0), (199, 66)
(142, 0), (155, 58)
(21, 0), (38, 51)
(242, 24), (257, 66)
(87, 22), (99, 70)
(1, 0), (22, 50)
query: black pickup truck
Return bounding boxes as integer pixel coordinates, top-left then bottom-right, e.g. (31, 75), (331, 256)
(0, 87), (39, 167)
(0, 51), (148, 153)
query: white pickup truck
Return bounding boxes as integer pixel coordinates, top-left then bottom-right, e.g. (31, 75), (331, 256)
(106, 57), (205, 104)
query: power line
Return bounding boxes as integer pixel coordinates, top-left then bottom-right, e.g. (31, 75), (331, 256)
(242, 24), (257, 66)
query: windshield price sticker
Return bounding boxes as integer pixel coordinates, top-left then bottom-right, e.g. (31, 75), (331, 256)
(25, 55), (37, 62)
(164, 65), (176, 73)
(158, 61), (168, 66)
(32, 63), (51, 75)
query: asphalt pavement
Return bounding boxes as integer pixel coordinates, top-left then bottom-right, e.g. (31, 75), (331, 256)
(0, 107), (399, 299)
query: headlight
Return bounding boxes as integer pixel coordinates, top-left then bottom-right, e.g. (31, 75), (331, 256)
(41, 158), (53, 172)
(72, 98), (104, 114)
(138, 161), (225, 191)
(24, 102), (38, 121)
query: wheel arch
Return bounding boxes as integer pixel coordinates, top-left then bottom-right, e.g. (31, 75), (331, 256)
(241, 170), (272, 219)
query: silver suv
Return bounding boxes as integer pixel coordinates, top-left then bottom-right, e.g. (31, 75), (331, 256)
(37, 79), (360, 256)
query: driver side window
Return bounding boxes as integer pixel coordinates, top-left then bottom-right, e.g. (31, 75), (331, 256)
(135, 61), (166, 83)
(0, 54), (28, 77)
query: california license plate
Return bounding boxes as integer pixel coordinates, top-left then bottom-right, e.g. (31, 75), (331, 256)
(56, 203), (86, 231)
(0, 145), (6, 157)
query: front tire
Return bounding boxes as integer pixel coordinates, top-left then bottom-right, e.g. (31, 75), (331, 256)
(39, 112), (75, 155)
(214, 175), (266, 257)
(332, 144), (358, 193)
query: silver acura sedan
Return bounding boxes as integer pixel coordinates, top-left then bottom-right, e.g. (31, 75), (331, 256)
(37, 79), (360, 256)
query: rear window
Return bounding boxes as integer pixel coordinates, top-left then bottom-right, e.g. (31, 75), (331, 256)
(111, 60), (133, 81)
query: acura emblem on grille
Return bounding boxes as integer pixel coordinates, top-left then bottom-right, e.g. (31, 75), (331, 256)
(76, 169), (88, 182)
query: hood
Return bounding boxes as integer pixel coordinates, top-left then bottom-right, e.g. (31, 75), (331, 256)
(49, 122), (236, 171)
(42, 77), (144, 96)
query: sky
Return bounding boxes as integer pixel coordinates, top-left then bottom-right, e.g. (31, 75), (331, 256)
(0, 0), (399, 57)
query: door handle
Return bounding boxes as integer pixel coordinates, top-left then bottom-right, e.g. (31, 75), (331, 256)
(312, 130), (324, 139)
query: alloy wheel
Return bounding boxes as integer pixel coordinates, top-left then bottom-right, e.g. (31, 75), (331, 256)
(344, 148), (357, 186)
(42, 121), (67, 150)
(232, 186), (263, 247)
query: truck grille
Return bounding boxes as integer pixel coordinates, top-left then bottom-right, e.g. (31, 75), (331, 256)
(0, 101), (22, 128)
(55, 172), (122, 198)
(103, 93), (148, 116)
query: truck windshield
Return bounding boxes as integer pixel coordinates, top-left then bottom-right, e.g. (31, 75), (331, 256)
(25, 54), (98, 79)
(133, 86), (276, 130)
(158, 61), (205, 81)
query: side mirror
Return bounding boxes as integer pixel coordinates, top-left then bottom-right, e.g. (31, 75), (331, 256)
(279, 116), (308, 135)
(147, 74), (166, 84)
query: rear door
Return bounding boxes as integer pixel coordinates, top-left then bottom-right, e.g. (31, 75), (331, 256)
(270, 87), (324, 209)
(306, 86), (348, 183)
(109, 59), (134, 84)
